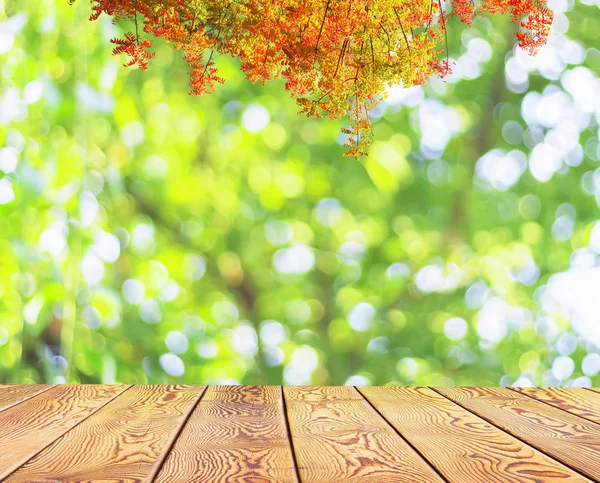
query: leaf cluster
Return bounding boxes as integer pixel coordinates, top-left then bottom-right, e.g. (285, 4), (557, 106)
(83, 0), (553, 154)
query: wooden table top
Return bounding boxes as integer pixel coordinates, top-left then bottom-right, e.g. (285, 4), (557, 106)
(1, 385), (600, 482)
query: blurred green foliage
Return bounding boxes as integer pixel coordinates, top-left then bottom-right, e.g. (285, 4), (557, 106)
(1, 0), (600, 386)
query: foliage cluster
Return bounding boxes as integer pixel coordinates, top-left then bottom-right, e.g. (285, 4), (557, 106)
(81, 0), (552, 156)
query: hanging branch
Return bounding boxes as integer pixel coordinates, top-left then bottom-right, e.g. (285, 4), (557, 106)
(314, 0), (332, 57)
(393, 7), (411, 57)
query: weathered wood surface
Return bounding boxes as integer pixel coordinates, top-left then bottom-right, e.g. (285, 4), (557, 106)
(156, 385), (297, 483)
(359, 386), (588, 482)
(1, 385), (600, 482)
(0, 384), (129, 480)
(284, 386), (443, 482)
(6, 385), (205, 482)
(436, 386), (600, 481)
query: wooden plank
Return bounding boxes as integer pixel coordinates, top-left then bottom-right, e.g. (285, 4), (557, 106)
(284, 386), (444, 483)
(155, 385), (298, 483)
(0, 384), (52, 413)
(435, 387), (600, 481)
(359, 386), (589, 483)
(0, 384), (129, 479)
(514, 388), (600, 425)
(6, 384), (205, 482)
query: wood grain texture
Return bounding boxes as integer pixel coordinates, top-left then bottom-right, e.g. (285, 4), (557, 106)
(0, 384), (129, 480)
(155, 385), (298, 483)
(435, 386), (600, 481)
(284, 386), (444, 483)
(3, 385), (600, 481)
(6, 384), (205, 483)
(0, 384), (52, 413)
(514, 388), (600, 425)
(359, 386), (589, 483)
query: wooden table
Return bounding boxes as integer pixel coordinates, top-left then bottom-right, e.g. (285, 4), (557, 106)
(1, 385), (600, 482)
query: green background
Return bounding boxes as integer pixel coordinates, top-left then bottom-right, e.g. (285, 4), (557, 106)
(1, 0), (600, 386)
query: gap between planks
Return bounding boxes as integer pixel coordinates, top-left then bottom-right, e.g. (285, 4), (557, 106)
(281, 386), (303, 483)
(147, 385), (208, 481)
(354, 387), (450, 483)
(0, 385), (55, 414)
(512, 387), (600, 429)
